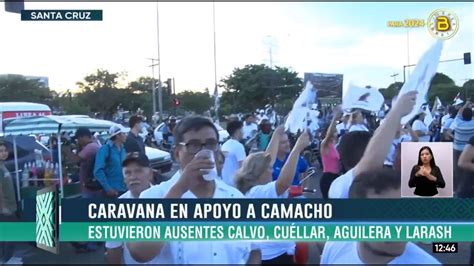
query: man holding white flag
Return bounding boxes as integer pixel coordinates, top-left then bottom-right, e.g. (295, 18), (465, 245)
(396, 41), (444, 125)
(285, 81), (317, 134)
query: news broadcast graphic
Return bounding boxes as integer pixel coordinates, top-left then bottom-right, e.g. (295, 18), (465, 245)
(20, 10), (103, 21)
(401, 142), (454, 198)
(35, 186), (59, 254)
(2, 199), (473, 245)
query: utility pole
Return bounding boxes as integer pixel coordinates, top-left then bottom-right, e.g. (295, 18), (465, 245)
(156, 2), (163, 122)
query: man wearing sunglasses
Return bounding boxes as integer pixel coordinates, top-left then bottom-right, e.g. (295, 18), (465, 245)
(128, 116), (260, 264)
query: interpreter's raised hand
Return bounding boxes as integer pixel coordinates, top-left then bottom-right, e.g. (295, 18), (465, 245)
(295, 130), (311, 152)
(392, 91), (418, 117)
(420, 167), (431, 177)
(177, 156), (215, 191)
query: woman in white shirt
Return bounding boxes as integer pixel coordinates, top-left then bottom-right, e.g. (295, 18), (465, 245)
(411, 112), (432, 142)
(234, 127), (310, 265)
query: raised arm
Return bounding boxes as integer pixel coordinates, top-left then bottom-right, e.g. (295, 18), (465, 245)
(457, 101), (471, 116)
(354, 91), (417, 178)
(321, 106), (342, 153)
(265, 126), (285, 167)
(275, 131), (310, 195)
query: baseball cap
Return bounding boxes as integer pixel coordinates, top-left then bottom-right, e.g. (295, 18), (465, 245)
(108, 124), (130, 138)
(122, 152), (150, 167)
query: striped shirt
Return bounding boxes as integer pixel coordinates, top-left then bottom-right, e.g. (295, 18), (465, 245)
(453, 114), (474, 151)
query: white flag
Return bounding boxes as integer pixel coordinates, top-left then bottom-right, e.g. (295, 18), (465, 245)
(285, 81), (317, 133)
(435, 96), (443, 108)
(423, 105), (434, 126)
(342, 84), (384, 112)
(397, 41), (444, 124)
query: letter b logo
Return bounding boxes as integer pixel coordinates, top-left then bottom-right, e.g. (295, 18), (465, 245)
(436, 16), (450, 31)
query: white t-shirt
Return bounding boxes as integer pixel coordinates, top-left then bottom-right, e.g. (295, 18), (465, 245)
(242, 123), (258, 140)
(328, 169), (354, 199)
(139, 172), (251, 264)
(221, 139), (246, 187)
(348, 124), (369, 133)
(441, 114), (450, 133)
(321, 241), (440, 264)
(106, 190), (172, 265)
(412, 120), (430, 142)
(245, 181), (294, 260)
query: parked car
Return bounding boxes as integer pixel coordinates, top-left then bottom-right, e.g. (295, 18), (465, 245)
(95, 134), (173, 183)
(154, 121), (229, 146)
(2, 135), (51, 173)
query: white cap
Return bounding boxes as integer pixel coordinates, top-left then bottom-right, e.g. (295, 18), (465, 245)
(108, 124), (130, 138)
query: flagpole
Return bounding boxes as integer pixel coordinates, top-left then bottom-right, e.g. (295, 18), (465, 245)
(212, 1), (219, 122)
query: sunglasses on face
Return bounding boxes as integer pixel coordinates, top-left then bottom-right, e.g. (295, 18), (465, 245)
(178, 139), (219, 154)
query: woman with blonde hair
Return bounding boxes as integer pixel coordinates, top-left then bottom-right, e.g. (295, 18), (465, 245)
(234, 126), (310, 264)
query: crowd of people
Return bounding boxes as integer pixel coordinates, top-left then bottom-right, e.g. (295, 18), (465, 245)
(0, 91), (473, 264)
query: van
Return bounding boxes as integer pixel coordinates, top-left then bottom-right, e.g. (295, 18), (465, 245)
(0, 102), (52, 135)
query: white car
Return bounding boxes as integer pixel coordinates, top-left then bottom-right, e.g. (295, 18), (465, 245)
(154, 121), (229, 146)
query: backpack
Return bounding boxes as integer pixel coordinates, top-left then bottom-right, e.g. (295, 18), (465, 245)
(84, 144), (111, 191)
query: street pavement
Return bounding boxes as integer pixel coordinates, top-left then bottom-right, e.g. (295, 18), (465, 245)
(17, 163), (472, 264)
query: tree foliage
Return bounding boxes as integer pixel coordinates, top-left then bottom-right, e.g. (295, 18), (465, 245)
(176, 89), (213, 115)
(220, 64), (302, 115)
(0, 74), (52, 103)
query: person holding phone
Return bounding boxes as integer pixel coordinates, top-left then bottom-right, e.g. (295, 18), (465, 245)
(408, 146), (445, 196)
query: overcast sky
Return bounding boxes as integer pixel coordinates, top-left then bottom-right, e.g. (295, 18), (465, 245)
(0, 2), (472, 95)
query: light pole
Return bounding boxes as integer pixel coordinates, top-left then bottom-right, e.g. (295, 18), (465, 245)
(148, 58), (159, 116)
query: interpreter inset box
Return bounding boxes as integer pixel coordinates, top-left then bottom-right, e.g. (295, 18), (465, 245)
(401, 142), (453, 198)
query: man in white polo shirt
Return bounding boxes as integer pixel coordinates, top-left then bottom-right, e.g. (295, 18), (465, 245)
(106, 152), (172, 264)
(128, 116), (260, 264)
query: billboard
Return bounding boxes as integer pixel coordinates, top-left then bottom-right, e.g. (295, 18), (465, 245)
(304, 72), (343, 99)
